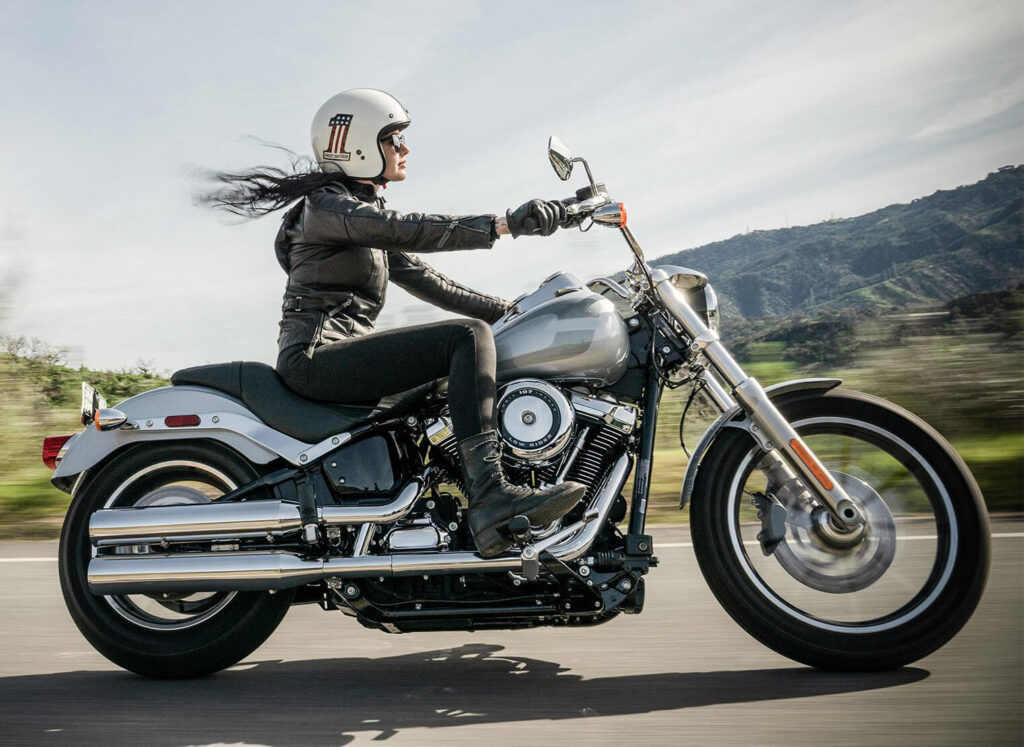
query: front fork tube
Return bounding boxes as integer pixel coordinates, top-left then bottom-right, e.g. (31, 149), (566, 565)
(655, 279), (864, 530)
(730, 372), (862, 529)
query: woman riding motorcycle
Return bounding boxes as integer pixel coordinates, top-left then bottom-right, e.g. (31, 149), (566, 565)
(205, 88), (585, 557)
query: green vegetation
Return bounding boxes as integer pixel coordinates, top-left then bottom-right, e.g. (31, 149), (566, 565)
(0, 335), (168, 538)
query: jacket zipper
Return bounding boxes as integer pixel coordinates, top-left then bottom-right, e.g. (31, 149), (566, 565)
(437, 219), (459, 249)
(306, 311), (327, 356)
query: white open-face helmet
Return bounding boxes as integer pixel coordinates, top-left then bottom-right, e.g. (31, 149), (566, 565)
(311, 88), (410, 180)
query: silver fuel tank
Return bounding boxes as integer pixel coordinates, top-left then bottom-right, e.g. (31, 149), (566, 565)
(491, 272), (630, 386)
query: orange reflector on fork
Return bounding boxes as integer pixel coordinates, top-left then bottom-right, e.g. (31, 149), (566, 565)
(789, 439), (835, 491)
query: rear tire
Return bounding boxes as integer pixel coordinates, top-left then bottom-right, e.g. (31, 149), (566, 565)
(690, 390), (989, 671)
(59, 441), (295, 678)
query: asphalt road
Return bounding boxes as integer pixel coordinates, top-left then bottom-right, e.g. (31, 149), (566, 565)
(0, 518), (1020, 747)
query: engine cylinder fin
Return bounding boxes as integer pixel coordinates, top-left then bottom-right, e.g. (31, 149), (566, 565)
(566, 423), (627, 499)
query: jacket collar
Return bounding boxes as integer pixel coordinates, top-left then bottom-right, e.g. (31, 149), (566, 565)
(346, 180), (379, 202)
(318, 178), (378, 203)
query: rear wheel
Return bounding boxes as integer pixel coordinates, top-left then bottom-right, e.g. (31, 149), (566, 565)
(690, 390), (989, 670)
(59, 442), (295, 678)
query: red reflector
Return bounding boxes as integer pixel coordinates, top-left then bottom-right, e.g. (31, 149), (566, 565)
(42, 435), (73, 470)
(164, 415), (201, 428)
(618, 202), (627, 227)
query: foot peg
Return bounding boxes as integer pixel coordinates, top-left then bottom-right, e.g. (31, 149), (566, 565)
(518, 508), (601, 581)
(508, 515), (532, 545)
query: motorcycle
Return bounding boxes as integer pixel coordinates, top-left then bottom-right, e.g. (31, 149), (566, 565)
(44, 137), (990, 678)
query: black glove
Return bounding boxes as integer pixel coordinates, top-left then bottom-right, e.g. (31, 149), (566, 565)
(506, 199), (567, 238)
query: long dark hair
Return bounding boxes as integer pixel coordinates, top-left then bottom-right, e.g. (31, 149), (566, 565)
(197, 144), (353, 218)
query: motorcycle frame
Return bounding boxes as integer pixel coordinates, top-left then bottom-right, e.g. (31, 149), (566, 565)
(627, 351), (661, 537)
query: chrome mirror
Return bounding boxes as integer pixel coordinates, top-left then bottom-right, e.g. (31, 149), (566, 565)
(548, 135), (574, 181)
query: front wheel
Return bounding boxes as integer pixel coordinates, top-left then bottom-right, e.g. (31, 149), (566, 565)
(59, 441), (295, 678)
(690, 389), (989, 671)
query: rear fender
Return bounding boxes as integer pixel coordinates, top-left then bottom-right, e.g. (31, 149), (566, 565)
(679, 378), (842, 509)
(51, 385), (319, 494)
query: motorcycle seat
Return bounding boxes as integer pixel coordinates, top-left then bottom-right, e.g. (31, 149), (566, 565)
(170, 361), (444, 443)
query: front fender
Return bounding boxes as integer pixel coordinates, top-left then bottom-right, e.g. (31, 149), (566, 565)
(51, 386), (287, 494)
(679, 378), (842, 509)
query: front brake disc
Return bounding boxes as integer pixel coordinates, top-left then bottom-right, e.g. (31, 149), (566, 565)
(771, 472), (897, 594)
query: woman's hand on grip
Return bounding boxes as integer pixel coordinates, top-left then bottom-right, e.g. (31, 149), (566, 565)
(506, 199), (567, 237)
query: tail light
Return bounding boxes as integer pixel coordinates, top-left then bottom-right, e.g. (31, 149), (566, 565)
(42, 435), (74, 470)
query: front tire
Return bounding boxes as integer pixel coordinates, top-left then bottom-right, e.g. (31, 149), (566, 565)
(59, 441), (295, 678)
(690, 389), (989, 671)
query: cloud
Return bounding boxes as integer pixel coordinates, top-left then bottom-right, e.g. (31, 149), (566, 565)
(2, 0), (1022, 370)
(914, 81), (1024, 139)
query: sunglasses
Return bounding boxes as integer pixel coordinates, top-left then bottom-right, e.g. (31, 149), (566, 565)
(382, 132), (406, 152)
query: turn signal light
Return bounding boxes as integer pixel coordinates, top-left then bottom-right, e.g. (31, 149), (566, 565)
(42, 435), (73, 470)
(592, 202), (627, 227)
(94, 408), (129, 431)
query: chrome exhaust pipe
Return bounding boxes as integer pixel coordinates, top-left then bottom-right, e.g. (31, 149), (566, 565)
(89, 479), (423, 546)
(89, 550), (334, 593)
(88, 551), (506, 594)
(87, 455), (631, 595)
(90, 500), (304, 546)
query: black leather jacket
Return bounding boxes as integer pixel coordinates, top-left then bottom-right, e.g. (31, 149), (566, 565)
(275, 180), (507, 353)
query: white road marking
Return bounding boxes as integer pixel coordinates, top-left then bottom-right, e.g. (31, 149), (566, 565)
(0, 533), (1019, 561)
(657, 532), (1024, 549)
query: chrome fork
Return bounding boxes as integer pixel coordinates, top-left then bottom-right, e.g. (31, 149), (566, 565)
(652, 271), (864, 530)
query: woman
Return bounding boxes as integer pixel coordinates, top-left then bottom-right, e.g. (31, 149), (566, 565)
(205, 88), (585, 557)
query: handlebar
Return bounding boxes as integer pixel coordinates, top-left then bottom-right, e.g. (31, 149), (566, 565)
(564, 192), (612, 217)
(546, 138), (648, 284)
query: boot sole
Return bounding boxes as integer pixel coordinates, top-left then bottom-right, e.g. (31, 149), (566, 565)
(471, 483), (587, 558)
(524, 483), (586, 526)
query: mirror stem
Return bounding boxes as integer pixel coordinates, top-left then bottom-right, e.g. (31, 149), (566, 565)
(574, 158), (598, 191)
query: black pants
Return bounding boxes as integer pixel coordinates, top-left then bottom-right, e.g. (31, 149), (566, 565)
(276, 319), (497, 439)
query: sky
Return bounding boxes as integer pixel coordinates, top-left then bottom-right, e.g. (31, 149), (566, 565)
(1, 0), (1022, 373)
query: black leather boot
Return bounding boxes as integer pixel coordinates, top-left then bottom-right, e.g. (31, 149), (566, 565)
(458, 430), (587, 558)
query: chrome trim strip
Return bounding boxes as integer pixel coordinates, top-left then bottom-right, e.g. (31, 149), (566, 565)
(122, 410), (352, 467)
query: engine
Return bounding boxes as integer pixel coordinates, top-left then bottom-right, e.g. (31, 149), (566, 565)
(496, 380), (574, 462)
(424, 378), (636, 500)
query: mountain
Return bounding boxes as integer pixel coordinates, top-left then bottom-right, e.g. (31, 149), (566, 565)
(652, 165), (1024, 321)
